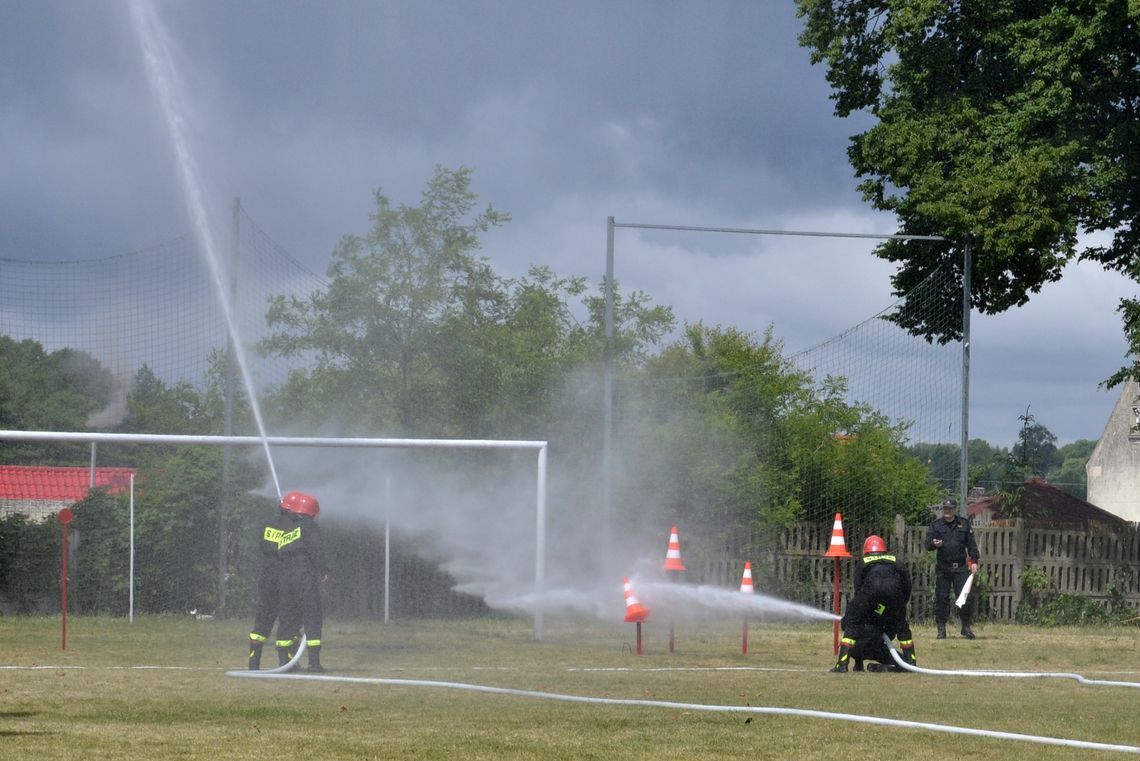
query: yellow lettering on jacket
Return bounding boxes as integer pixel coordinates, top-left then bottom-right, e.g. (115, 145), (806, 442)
(277, 527), (301, 548)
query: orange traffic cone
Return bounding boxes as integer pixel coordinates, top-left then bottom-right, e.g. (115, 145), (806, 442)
(739, 561), (755, 594)
(623, 577), (650, 622)
(823, 512), (852, 558)
(663, 526), (687, 571)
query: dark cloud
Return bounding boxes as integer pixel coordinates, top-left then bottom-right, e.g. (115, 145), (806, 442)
(0, 0), (1130, 445)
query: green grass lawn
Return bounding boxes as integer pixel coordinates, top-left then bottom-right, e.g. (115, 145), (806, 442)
(1, 616), (1138, 760)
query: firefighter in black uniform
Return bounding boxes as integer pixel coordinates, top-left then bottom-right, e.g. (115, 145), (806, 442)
(925, 496), (980, 639)
(245, 493), (293, 670)
(831, 535), (917, 673)
(275, 491), (328, 673)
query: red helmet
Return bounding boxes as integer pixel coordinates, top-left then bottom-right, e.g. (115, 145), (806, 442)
(863, 535), (887, 555)
(281, 491), (320, 518)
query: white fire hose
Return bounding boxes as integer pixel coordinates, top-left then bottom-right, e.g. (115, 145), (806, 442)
(225, 632), (1140, 755)
(882, 633), (1140, 688)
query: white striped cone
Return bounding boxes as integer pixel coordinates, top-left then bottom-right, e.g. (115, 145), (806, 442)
(823, 512), (852, 558)
(739, 561), (755, 594)
(623, 577), (650, 622)
(663, 526), (687, 571)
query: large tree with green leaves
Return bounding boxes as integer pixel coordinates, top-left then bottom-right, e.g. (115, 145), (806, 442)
(796, 1), (1140, 373)
(260, 165), (510, 435)
(0, 336), (115, 463)
(620, 324), (938, 536)
(260, 166), (673, 438)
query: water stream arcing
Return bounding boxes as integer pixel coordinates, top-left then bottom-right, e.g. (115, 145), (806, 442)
(127, 0), (281, 499)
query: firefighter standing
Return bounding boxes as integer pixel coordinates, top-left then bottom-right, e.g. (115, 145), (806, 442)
(924, 496), (980, 639)
(274, 491), (328, 673)
(831, 535), (917, 673)
(245, 494), (293, 670)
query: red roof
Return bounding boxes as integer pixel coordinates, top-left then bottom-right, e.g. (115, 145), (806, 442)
(967, 476), (1129, 528)
(0, 465), (136, 501)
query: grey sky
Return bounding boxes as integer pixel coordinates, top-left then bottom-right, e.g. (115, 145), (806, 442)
(1, 0), (1133, 447)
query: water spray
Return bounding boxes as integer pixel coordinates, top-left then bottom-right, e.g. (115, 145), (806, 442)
(127, 0), (281, 500)
(636, 580), (838, 624)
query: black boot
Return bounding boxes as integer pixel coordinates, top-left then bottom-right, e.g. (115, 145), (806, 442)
(831, 638), (855, 673)
(961, 622), (976, 639)
(276, 638), (297, 670)
(936, 622), (947, 639)
(248, 638), (264, 671)
(893, 639), (917, 671)
(307, 645), (325, 673)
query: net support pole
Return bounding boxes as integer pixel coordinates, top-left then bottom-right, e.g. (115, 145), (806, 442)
(602, 217), (615, 542)
(129, 473), (136, 623)
(959, 237), (972, 507)
(384, 475), (391, 625)
(534, 444), (548, 641)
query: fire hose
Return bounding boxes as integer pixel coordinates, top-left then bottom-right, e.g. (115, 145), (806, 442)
(882, 633), (1140, 688)
(226, 667), (1140, 754)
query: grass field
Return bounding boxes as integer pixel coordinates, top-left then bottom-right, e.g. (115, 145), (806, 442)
(2, 615), (1138, 760)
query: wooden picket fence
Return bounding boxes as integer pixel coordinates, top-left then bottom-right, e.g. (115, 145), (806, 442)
(695, 519), (1140, 622)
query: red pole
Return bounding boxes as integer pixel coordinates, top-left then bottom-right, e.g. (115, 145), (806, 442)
(822, 513), (851, 656)
(832, 557), (841, 655)
(59, 508), (73, 651)
(663, 526), (686, 655)
(742, 619), (749, 655)
(636, 622), (643, 655)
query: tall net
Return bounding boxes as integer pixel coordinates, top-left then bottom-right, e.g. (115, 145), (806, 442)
(0, 212), (963, 619)
(607, 246), (964, 572)
(789, 265), (962, 486)
(0, 204), (325, 399)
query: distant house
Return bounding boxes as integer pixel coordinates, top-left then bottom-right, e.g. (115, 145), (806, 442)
(1086, 379), (1140, 522)
(969, 476), (1131, 529)
(0, 465), (136, 521)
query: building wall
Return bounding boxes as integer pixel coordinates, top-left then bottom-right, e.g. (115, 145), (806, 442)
(0, 498), (69, 522)
(1087, 380), (1140, 522)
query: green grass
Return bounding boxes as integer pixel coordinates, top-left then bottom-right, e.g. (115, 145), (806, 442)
(1, 616), (1138, 760)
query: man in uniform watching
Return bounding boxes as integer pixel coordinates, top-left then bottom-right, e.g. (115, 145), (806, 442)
(924, 496), (981, 639)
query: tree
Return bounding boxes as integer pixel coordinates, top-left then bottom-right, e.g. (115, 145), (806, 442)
(621, 324), (939, 535)
(1013, 419), (1061, 477)
(260, 166), (510, 435)
(0, 336), (115, 463)
(795, 2), (1140, 370)
(118, 366), (209, 436)
(260, 167), (673, 439)
(1047, 438), (1096, 499)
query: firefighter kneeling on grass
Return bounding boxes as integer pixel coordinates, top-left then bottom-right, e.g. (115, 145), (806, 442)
(831, 535), (917, 673)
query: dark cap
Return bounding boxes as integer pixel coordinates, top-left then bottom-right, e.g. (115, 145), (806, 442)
(941, 497), (958, 510)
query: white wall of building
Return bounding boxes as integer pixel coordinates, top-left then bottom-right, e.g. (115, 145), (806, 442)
(1086, 380), (1140, 521)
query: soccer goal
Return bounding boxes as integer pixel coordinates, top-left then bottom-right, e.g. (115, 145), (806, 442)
(0, 429), (551, 639)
